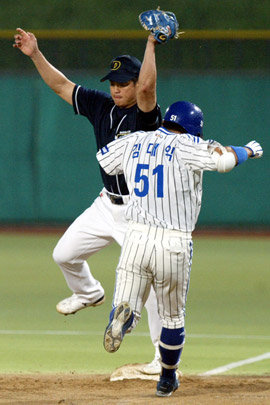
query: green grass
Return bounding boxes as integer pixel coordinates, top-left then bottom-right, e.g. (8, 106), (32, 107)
(0, 233), (269, 375)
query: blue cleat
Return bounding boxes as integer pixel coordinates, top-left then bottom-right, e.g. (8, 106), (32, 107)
(156, 375), (179, 397)
(103, 302), (134, 353)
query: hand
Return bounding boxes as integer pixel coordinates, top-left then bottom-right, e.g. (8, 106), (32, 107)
(147, 34), (158, 45)
(245, 140), (263, 159)
(13, 28), (38, 57)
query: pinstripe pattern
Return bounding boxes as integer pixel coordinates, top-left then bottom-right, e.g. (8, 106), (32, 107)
(113, 222), (193, 328)
(97, 127), (220, 232)
(97, 127), (221, 327)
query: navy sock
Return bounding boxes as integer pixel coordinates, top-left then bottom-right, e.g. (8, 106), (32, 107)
(159, 327), (185, 379)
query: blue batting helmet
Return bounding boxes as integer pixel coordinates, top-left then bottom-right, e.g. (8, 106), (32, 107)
(163, 101), (204, 137)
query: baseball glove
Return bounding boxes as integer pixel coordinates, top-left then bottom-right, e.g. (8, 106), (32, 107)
(139, 7), (181, 44)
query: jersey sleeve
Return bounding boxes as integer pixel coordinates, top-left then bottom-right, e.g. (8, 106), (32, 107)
(177, 136), (222, 171)
(96, 137), (128, 175)
(72, 84), (111, 123)
(136, 104), (162, 131)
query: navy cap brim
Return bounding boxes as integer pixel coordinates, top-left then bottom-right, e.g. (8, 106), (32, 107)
(100, 71), (137, 83)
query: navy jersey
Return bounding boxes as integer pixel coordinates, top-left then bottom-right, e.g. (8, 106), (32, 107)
(72, 84), (162, 195)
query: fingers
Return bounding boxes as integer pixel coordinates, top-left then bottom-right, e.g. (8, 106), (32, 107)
(255, 144), (263, 158)
(245, 141), (263, 159)
(27, 32), (35, 39)
(14, 28), (26, 46)
(14, 28), (34, 40)
(16, 27), (27, 36)
(14, 28), (35, 49)
(13, 33), (23, 47)
(13, 37), (21, 48)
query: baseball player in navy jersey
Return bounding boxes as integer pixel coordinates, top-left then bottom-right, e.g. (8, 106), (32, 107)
(97, 101), (263, 397)
(13, 28), (164, 373)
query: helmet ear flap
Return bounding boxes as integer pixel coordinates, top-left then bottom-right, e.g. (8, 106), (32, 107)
(163, 101), (204, 138)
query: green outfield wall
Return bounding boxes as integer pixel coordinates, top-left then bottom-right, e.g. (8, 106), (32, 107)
(1, 73), (269, 227)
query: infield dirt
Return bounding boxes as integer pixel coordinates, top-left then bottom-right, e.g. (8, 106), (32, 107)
(0, 374), (269, 404)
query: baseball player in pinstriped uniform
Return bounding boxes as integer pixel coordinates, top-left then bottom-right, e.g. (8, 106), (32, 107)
(13, 29), (165, 373)
(97, 101), (263, 397)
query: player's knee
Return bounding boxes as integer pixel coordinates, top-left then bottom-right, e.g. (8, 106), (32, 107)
(52, 243), (72, 266)
(52, 245), (63, 266)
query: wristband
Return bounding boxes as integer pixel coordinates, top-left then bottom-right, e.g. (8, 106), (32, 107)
(245, 146), (255, 157)
(229, 146), (248, 165)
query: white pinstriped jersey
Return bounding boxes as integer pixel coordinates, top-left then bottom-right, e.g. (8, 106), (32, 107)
(97, 127), (221, 232)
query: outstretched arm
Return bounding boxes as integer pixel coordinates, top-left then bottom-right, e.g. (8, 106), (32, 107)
(136, 35), (158, 113)
(13, 28), (75, 105)
(212, 141), (263, 172)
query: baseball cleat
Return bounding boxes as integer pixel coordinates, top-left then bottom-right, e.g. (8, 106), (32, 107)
(103, 302), (134, 353)
(141, 358), (161, 375)
(56, 293), (105, 315)
(156, 375), (179, 397)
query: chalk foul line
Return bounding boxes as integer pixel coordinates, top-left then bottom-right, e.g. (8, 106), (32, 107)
(200, 352), (270, 376)
(0, 330), (270, 339)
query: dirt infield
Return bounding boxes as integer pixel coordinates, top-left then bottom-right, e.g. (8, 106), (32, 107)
(0, 374), (269, 405)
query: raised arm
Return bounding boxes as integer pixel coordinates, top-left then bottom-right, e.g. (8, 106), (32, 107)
(136, 35), (158, 113)
(136, 8), (179, 113)
(13, 28), (75, 105)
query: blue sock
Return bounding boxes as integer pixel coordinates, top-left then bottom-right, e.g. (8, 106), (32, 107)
(159, 327), (185, 379)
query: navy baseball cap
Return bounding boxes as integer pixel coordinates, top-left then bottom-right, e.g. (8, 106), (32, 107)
(100, 55), (141, 83)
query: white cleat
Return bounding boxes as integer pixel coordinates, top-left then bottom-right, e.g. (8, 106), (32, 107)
(56, 293), (105, 315)
(141, 357), (162, 375)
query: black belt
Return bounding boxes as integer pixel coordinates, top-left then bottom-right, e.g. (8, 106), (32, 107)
(106, 192), (124, 205)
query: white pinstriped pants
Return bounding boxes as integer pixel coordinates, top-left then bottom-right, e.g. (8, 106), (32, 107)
(113, 221), (193, 329)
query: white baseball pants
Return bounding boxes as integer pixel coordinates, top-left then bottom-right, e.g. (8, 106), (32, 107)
(113, 221), (193, 329)
(53, 189), (162, 345)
